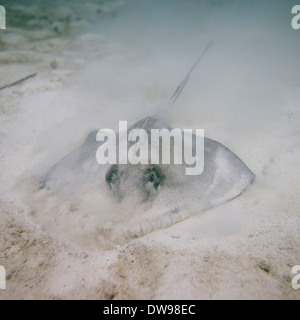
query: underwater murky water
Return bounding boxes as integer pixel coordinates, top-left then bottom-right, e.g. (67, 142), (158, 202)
(1, 0), (300, 252)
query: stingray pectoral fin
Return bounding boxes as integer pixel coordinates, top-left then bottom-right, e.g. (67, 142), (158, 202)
(41, 130), (101, 190)
(202, 138), (255, 208)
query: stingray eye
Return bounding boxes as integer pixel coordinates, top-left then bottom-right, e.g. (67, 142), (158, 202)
(105, 165), (119, 188)
(144, 165), (164, 190)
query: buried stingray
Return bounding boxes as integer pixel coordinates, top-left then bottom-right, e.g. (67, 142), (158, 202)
(41, 41), (255, 240)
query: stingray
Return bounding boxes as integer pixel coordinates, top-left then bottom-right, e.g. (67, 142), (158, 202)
(40, 41), (255, 240)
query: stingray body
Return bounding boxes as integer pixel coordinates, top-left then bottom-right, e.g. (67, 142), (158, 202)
(43, 115), (254, 210)
(41, 42), (255, 238)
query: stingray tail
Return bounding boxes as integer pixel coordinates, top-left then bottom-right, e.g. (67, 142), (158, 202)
(157, 40), (213, 117)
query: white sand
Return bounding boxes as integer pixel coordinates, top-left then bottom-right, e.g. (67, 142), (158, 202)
(0, 0), (300, 299)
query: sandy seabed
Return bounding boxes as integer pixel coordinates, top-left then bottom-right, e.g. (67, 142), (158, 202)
(0, 0), (300, 299)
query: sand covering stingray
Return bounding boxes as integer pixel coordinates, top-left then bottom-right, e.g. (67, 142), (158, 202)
(34, 42), (255, 246)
